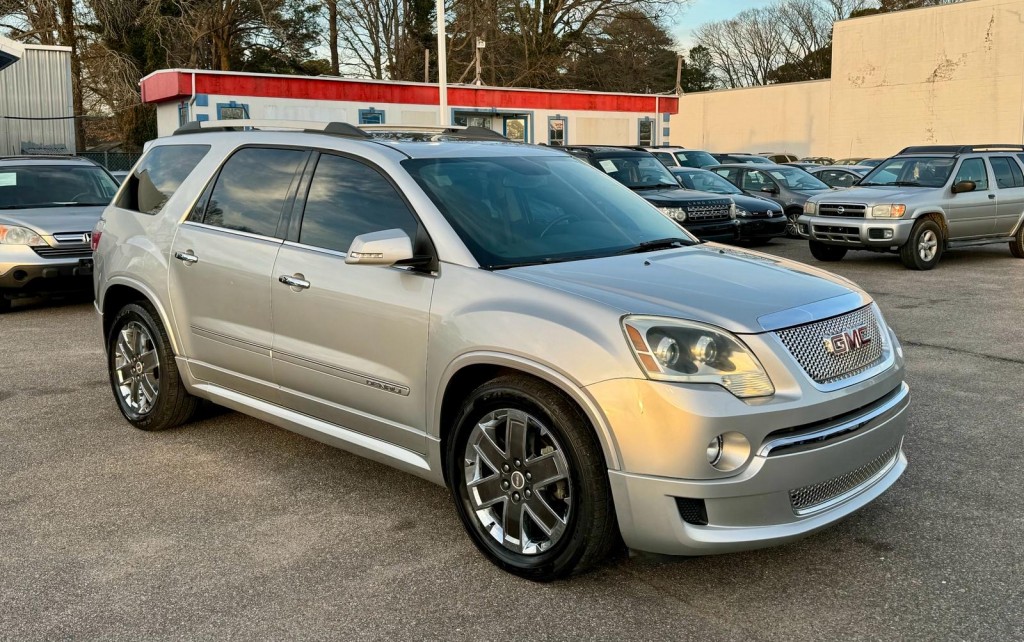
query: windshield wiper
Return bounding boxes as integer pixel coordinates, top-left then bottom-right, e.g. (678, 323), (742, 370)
(615, 237), (694, 255)
(631, 184), (678, 191)
(891, 181), (925, 187)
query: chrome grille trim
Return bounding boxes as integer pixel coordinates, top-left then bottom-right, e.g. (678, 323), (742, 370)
(684, 201), (732, 222)
(812, 224), (860, 243)
(817, 203), (867, 218)
(31, 246), (92, 259)
(53, 232), (92, 244)
(789, 442), (900, 514)
(774, 305), (885, 385)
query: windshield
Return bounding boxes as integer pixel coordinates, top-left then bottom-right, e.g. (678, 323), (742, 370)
(591, 155), (680, 189)
(860, 156), (955, 187)
(674, 151), (718, 168)
(766, 168), (829, 190)
(0, 165), (118, 209)
(674, 169), (742, 194)
(403, 155), (696, 269)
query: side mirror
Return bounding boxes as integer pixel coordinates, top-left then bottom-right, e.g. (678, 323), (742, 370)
(345, 228), (414, 266)
(762, 185), (779, 195)
(951, 180), (976, 194)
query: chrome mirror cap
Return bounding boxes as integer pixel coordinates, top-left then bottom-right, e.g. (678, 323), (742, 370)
(345, 228), (414, 266)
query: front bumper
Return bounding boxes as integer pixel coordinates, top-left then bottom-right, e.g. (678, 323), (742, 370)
(798, 215), (915, 248)
(683, 219), (738, 242)
(1, 246), (94, 295)
(737, 216), (787, 240)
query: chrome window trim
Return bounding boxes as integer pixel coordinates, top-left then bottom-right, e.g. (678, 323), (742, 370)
(180, 220), (285, 244)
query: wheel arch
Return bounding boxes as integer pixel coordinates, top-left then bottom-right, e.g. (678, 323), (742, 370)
(100, 277), (180, 355)
(910, 209), (949, 240)
(434, 352), (623, 483)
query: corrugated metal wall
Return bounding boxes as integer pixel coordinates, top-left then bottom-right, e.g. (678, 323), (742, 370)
(0, 45), (75, 155)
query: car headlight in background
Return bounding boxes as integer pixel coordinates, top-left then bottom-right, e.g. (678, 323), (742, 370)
(0, 225), (45, 246)
(871, 204), (907, 218)
(803, 201), (816, 215)
(622, 316), (775, 398)
(658, 207), (687, 222)
(733, 204), (747, 218)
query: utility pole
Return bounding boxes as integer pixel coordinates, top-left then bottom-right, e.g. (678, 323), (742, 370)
(424, 49), (430, 84)
(436, 0), (448, 124)
(473, 37), (486, 86)
(675, 54), (684, 95)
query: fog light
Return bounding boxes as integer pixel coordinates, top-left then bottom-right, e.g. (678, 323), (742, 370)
(707, 432), (751, 472)
(884, 229), (894, 239)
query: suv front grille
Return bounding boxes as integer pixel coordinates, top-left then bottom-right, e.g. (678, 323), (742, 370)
(789, 442), (900, 513)
(32, 245), (92, 259)
(817, 203), (866, 218)
(684, 201), (732, 222)
(774, 305), (885, 385)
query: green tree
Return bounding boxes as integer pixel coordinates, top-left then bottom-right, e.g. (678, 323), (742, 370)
(680, 45), (715, 92)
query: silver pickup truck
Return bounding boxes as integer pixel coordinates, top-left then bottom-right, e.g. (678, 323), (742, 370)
(798, 145), (1024, 270)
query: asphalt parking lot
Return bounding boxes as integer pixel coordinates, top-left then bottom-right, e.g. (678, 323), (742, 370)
(1, 239), (1022, 640)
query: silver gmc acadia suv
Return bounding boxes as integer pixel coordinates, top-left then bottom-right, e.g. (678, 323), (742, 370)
(93, 120), (910, 580)
(799, 145), (1024, 269)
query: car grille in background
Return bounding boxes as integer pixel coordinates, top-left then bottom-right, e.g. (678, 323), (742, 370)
(774, 305), (885, 385)
(789, 442), (900, 514)
(683, 200), (732, 222)
(32, 245), (92, 259)
(812, 224), (860, 243)
(817, 203), (866, 218)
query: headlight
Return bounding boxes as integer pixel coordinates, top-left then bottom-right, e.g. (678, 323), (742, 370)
(803, 201), (816, 215)
(734, 205), (749, 218)
(623, 316), (775, 398)
(658, 207), (687, 222)
(871, 204), (907, 218)
(0, 225), (45, 246)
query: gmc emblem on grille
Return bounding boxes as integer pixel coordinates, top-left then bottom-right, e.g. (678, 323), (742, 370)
(823, 325), (871, 356)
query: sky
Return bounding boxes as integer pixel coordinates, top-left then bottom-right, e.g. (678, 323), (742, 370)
(670, 0), (777, 49)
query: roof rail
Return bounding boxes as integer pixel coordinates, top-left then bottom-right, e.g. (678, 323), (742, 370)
(359, 124), (508, 141)
(172, 119), (371, 139)
(898, 144), (1024, 154)
(0, 154), (84, 161)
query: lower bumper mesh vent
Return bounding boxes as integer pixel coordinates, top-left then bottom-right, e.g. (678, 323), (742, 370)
(789, 443), (900, 513)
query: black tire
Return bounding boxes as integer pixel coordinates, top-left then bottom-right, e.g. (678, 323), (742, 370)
(1011, 223), (1024, 258)
(899, 218), (943, 270)
(809, 240), (848, 262)
(785, 208), (803, 238)
(107, 302), (199, 431)
(446, 375), (619, 581)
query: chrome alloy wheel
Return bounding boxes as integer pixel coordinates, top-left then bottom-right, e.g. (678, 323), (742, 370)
(113, 321), (160, 416)
(463, 409), (572, 555)
(918, 229), (939, 262)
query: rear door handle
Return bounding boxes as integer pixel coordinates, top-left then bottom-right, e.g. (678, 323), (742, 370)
(174, 250), (198, 265)
(988, 194), (996, 199)
(279, 274), (310, 290)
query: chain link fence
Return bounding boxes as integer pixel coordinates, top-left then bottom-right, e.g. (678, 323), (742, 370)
(77, 152), (142, 172)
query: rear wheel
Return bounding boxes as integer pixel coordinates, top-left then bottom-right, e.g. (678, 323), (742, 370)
(899, 219), (943, 270)
(809, 240), (847, 262)
(107, 302), (199, 431)
(1011, 223), (1024, 258)
(446, 375), (619, 581)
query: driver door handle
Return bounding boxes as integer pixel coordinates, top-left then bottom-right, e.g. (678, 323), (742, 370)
(988, 194), (996, 199)
(279, 274), (310, 290)
(174, 250), (198, 265)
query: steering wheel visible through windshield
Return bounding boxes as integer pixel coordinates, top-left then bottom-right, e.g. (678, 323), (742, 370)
(860, 157), (956, 188)
(403, 155), (696, 269)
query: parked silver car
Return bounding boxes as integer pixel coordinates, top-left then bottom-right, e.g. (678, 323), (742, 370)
(799, 145), (1024, 269)
(94, 121), (910, 580)
(0, 156), (118, 311)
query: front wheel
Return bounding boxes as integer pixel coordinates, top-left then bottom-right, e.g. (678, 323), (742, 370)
(1011, 223), (1024, 258)
(446, 375), (619, 581)
(899, 219), (943, 270)
(107, 302), (199, 430)
(785, 208), (802, 238)
(809, 240), (848, 262)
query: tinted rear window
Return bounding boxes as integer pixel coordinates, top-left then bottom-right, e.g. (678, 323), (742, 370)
(200, 147), (307, 237)
(116, 145), (210, 214)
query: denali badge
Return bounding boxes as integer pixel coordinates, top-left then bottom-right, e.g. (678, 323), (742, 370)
(823, 325), (871, 356)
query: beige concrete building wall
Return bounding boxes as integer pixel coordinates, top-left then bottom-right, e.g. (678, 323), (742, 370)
(670, 0), (1024, 159)
(671, 81), (831, 157)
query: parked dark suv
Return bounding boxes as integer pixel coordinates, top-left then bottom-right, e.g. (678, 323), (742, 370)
(564, 147), (736, 241)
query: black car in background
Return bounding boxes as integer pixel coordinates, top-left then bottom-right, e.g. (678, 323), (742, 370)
(670, 167), (786, 243)
(563, 146), (737, 242)
(710, 163), (831, 237)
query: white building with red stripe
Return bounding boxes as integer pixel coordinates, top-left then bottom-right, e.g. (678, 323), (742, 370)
(140, 69), (679, 146)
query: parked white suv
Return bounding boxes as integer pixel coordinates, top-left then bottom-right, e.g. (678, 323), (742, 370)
(93, 120), (909, 580)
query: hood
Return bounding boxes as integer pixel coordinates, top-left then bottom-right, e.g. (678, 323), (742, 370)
(731, 193), (782, 212)
(809, 185), (928, 204)
(504, 244), (868, 334)
(639, 188), (731, 207)
(0, 206), (105, 235)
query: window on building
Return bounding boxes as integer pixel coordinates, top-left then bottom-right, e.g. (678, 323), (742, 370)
(178, 103), (189, 127)
(217, 102), (249, 120)
(989, 157), (1024, 188)
(359, 109), (385, 125)
(116, 145), (210, 215)
(200, 147), (307, 237)
(548, 117), (566, 146)
(638, 118), (654, 146)
(299, 153), (419, 253)
(454, 113), (493, 129)
(953, 158), (989, 190)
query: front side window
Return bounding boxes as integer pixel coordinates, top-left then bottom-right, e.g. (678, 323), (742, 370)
(403, 155), (694, 269)
(953, 158), (989, 190)
(675, 151), (717, 168)
(988, 157), (1023, 189)
(299, 154), (418, 253)
(653, 152), (675, 167)
(675, 170), (742, 195)
(741, 170), (773, 192)
(116, 144), (210, 215)
(765, 168), (829, 191)
(591, 155), (678, 189)
(202, 147), (307, 237)
(861, 156), (956, 188)
(0, 165), (119, 210)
